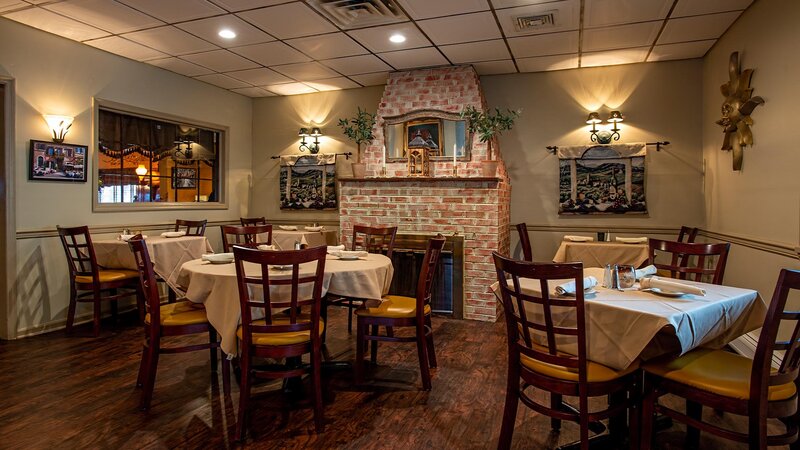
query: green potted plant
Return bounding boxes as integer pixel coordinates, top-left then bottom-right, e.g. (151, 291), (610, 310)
(461, 105), (520, 177)
(338, 107), (376, 178)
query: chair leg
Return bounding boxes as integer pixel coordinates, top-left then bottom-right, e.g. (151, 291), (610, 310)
(498, 363), (520, 450)
(370, 324), (379, 365)
(424, 315), (436, 368)
(139, 343), (160, 410)
(640, 378), (656, 450)
(235, 356), (251, 441)
(92, 290), (102, 337)
(347, 298), (353, 333)
(209, 329), (218, 372)
(355, 320), (365, 384)
(320, 296), (329, 343)
(628, 398), (640, 450)
(550, 394), (562, 430)
(222, 356), (231, 397)
(136, 336), (149, 388)
(312, 346), (324, 432)
(686, 399), (702, 449)
(66, 286), (77, 334)
(110, 297), (118, 330)
(416, 323), (431, 390)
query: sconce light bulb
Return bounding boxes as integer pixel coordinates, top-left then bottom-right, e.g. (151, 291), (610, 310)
(43, 114), (74, 144)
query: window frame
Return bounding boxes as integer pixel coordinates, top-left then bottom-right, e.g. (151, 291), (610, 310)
(92, 98), (228, 212)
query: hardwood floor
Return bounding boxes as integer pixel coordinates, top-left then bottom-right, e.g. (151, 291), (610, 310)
(0, 308), (790, 449)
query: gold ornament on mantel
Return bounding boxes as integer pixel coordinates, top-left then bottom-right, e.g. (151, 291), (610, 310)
(407, 148), (430, 177)
(716, 51), (765, 171)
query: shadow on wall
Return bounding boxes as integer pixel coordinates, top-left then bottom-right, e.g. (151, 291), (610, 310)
(14, 245), (52, 334)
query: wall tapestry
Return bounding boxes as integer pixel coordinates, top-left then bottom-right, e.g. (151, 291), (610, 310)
(280, 154), (337, 210)
(558, 143), (647, 215)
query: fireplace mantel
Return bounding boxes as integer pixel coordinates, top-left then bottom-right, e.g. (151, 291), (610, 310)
(339, 177), (501, 183)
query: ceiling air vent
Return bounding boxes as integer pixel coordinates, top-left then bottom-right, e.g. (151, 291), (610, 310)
(514, 12), (557, 32)
(308, 0), (407, 29)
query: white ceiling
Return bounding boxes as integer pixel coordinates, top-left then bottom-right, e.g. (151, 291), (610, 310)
(1, 0), (753, 97)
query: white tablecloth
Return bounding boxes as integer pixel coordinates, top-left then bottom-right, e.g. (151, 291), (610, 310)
(272, 229), (337, 250)
(553, 241), (650, 268)
(94, 236), (213, 295)
(177, 253), (393, 355)
(491, 267), (767, 370)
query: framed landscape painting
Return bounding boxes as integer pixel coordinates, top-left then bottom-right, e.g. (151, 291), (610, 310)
(29, 140), (87, 182)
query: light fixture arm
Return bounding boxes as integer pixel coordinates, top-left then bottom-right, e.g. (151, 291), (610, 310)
(174, 139), (194, 159)
(586, 111), (623, 144)
(298, 127), (322, 154)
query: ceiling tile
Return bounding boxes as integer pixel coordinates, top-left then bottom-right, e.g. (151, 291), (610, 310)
(396, 0), (489, 20)
(439, 39), (510, 63)
(85, 36), (168, 61)
(271, 62), (340, 81)
(182, 49), (260, 72)
(0, 2), (28, 13)
(43, 0), (164, 34)
(347, 22), (431, 53)
(471, 59), (517, 75)
(209, 0), (289, 12)
(417, 12), (502, 45)
(176, 14), (275, 47)
(581, 47), (648, 68)
(658, 11), (740, 45)
(124, 26), (219, 55)
(320, 54), (393, 75)
(647, 39), (716, 62)
(492, 0), (564, 8)
(305, 77), (360, 91)
(4, 7), (109, 41)
(286, 33), (367, 60)
(237, 3), (337, 39)
(225, 67), (292, 85)
(377, 47), (448, 70)
(230, 86), (276, 97)
(118, 0), (225, 22)
(350, 72), (389, 86)
(263, 82), (318, 95)
(507, 31), (578, 58)
(672, 0), (753, 18)
(583, 21), (661, 52)
(230, 41), (311, 66)
(495, 0), (579, 37)
(147, 57), (215, 76)
(194, 73), (251, 89)
(517, 53), (578, 72)
(585, 0), (671, 28)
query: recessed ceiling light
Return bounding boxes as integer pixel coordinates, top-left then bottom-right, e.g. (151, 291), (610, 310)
(389, 33), (406, 43)
(218, 29), (236, 39)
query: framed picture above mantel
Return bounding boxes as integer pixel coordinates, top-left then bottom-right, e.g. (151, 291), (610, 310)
(384, 109), (469, 162)
(29, 139), (87, 182)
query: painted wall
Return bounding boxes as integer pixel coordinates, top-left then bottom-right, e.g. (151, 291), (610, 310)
(702, 0), (800, 297)
(0, 18), (253, 336)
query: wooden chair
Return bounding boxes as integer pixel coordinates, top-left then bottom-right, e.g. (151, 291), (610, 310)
(240, 217), (267, 226)
(678, 226), (699, 243)
(128, 237), (229, 410)
(232, 245), (327, 440)
(327, 225), (398, 333)
(57, 225), (140, 337)
(492, 253), (641, 450)
(640, 268), (800, 450)
(354, 234), (445, 390)
(175, 219), (207, 236)
(221, 224), (273, 252)
(516, 222), (533, 261)
(647, 238), (730, 285)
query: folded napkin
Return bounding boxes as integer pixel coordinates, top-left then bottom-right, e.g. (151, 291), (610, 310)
(635, 265), (658, 280)
(304, 226), (324, 232)
(278, 225), (298, 231)
(202, 253), (233, 262)
(326, 245), (345, 254)
(257, 244), (277, 251)
(616, 236), (648, 244)
(333, 250), (369, 259)
(555, 276), (598, 295)
(640, 276), (706, 296)
(118, 234), (144, 241)
(161, 231), (186, 238)
(564, 235), (594, 242)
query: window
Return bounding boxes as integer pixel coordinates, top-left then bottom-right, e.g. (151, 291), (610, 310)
(96, 107), (223, 208)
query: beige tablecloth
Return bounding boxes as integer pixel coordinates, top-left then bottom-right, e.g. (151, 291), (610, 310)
(491, 267), (767, 370)
(272, 229), (337, 250)
(553, 241), (650, 268)
(177, 253), (393, 355)
(94, 236), (213, 295)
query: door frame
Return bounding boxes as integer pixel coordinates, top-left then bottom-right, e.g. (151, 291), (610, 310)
(1, 76), (17, 340)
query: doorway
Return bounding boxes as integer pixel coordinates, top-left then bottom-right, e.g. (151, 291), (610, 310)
(0, 79), (15, 339)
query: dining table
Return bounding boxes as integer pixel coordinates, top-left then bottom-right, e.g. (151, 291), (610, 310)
(176, 252), (394, 355)
(491, 267), (767, 370)
(93, 234), (213, 295)
(553, 240), (650, 268)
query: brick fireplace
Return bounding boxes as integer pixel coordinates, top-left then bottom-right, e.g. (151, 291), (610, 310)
(339, 66), (511, 322)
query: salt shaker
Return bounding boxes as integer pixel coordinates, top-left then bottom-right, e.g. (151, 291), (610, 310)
(603, 264), (613, 288)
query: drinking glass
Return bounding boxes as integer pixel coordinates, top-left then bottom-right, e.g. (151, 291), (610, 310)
(617, 264), (636, 289)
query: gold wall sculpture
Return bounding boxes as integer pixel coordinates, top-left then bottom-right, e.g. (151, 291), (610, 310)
(716, 51), (765, 171)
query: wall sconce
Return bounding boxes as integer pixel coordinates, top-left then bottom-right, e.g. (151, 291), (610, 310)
(298, 127), (321, 154)
(173, 138), (193, 159)
(586, 110), (623, 144)
(43, 115), (73, 143)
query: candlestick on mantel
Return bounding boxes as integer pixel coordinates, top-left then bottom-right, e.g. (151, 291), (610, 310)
(452, 143), (458, 177)
(382, 145), (386, 168)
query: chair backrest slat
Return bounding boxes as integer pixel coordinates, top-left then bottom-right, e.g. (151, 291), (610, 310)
(352, 225), (398, 259)
(677, 226), (699, 243)
(128, 236), (158, 323)
(221, 224), (273, 252)
(648, 238), (730, 285)
(414, 235), (446, 317)
(175, 219), (207, 236)
(516, 223), (533, 262)
(240, 217), (267, 226)
(57, 225), (100, 281)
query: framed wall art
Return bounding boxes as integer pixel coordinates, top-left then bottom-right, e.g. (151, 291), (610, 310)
(279, 154), (337, 210)
(172, 167), (197, 189)
(29, 140), (87, 182)
(406, 119), (442, 156)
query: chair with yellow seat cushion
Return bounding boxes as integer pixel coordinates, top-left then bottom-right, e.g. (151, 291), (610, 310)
(492, 254), (641, 450)
(354, 235), (445, 391)
(128, 237), (229, 411)
(57, 225), (141, 337)
(232, 245), (328, 441)
(640, 268), (800, 450)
